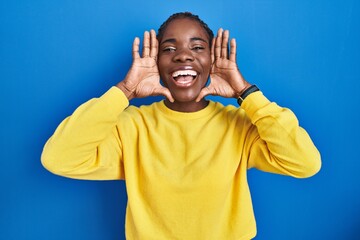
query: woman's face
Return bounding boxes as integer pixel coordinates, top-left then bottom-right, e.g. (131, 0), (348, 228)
(157, 18), (212, 105)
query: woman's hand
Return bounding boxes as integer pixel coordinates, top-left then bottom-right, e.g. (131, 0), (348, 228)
(196, 29), (251, 101)
(117, 30), (174, 102)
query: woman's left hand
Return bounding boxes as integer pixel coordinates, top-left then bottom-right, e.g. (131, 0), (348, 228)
(196, 29), (251, 101)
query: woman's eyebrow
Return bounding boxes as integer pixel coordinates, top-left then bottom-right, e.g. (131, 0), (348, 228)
(190, 37), (208, 43)
(160, 37), (208, 45)
(160, 38), (176, 45)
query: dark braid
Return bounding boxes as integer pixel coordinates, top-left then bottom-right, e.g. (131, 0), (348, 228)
(157, 12), (214, 46)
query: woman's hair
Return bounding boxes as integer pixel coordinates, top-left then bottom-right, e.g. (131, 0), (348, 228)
(157, 12), (214, 45)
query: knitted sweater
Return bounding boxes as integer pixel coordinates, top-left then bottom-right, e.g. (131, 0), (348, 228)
(41, 87), (321, 240)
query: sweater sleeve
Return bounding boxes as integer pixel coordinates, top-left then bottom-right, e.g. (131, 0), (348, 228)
(41, 87), (129, 180)
(242, 91), (321, 178)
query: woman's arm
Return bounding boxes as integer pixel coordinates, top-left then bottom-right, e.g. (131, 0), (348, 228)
(42, 29), (173, 180)
(243, 91), (321, 178)
(41, 87), (128, 180)
(198, 28), (321, 178)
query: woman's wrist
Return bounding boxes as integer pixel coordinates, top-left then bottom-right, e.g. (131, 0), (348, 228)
(237, 84), (260, 106)
(116, 81), (134, 100)
(235, 81), (252, 98)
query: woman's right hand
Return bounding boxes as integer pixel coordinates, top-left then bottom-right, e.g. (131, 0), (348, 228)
(116, 30), (174, 102)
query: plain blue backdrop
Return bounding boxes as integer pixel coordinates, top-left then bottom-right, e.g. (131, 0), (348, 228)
(1, 0), (359, 239)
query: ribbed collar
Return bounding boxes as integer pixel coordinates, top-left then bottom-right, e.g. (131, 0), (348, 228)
(155, 100), (219, 120)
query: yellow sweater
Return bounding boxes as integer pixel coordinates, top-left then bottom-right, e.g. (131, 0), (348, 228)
(41, 87), (321, 240)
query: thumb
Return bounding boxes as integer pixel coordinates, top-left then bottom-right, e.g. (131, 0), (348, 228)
(156, 86), (174, 103)
(196, 87), (212, 102)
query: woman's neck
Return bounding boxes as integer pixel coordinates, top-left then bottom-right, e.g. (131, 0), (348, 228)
(164, 99), (209, 112)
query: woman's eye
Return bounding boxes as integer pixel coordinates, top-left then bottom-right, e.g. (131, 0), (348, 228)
(163, 47), (176, 52)
(192, 46), (205, 51)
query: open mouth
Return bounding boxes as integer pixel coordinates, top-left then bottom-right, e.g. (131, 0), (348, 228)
(172, 70), (198, 87)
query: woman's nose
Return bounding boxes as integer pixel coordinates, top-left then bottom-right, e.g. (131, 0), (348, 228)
(173, 48), (194, 62)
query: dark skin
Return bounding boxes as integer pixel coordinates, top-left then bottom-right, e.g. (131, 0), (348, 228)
(117, 18), (251, 112)
(157, 18), (212, 112)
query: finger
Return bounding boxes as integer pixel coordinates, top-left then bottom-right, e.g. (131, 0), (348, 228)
(156, 86), (174, 102)
(210, 38), (216, 63)
(150, 29), (158, 59)
(221, 30), (229, 59)
(132, 37), (141, 59)
(142, 31), (150, 57)
(229, 38), (236, 62)
(196, 87), (212, 102)
(214, 28), (223, 60)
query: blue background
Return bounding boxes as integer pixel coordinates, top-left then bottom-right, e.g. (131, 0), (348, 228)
(1, 0), (359, 239)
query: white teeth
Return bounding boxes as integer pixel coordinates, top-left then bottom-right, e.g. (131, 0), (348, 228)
(172, 70), (197, 78)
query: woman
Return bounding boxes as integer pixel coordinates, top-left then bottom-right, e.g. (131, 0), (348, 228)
(42, 12), (321, 240)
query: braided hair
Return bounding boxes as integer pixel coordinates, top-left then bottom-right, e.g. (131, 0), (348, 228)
(157, 12), (214, 46)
